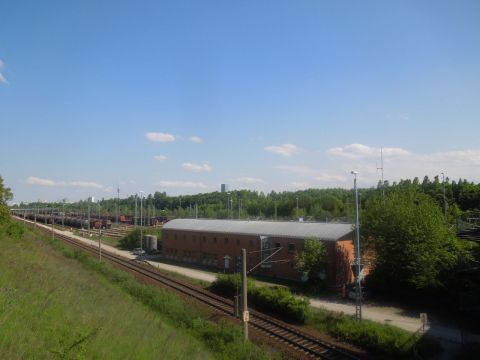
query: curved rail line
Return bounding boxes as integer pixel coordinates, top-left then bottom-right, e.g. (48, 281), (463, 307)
(31, 222), (359, 360)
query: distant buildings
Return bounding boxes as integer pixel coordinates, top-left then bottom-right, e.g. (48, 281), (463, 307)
(221, 184), (229, 193)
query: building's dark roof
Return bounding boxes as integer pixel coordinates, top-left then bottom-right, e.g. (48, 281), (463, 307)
(163, 219), (353, 241)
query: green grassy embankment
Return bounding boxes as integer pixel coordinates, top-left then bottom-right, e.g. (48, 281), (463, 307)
(0, 223), (274, 359)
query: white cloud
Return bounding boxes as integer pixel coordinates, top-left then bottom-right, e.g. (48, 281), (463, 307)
(327, 144), (411, 159)
(320, 144), (480, 187)
(68, 181), (104, 189)
(26, 176), (55, 186)
(26, 176), (105, 189)
(145, 132), (175, 142)
(274, 165), (316, 175)
(154, 155), (167, 161)
(189, 135), (203, 143)
(264, 143), (301, 157)
(158, 180), (207, 189)
(290, 181), (311, 189)
(315, 174), (348, 183)
(182, 162), (212, 173)
(0, 59), (7, 84)
(235, 177), (265, 184)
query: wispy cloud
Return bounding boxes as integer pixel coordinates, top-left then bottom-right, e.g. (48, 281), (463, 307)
(327, 144), (411, 159)
(153, 155), (167, 161)
(158, 180), (207, 189)
(264, 143), (301, 157)
(145, 132), (176, 142)
(182, 162), (212, 173)
(235, 177), (265, 184)
(26, 176), (104, 189)
(274, 165), (316, 175)
(290, 181), (311, 189)
(189, 135), (203, 143)
(26, 176), (55, 186)
(0, 59), (8, 84)
(315, 174), (348, 184)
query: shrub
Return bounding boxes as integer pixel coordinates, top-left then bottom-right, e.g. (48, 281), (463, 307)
(210, 274), (310, 323)
(307, 308), (442, 358)
(6, 221), (25, 239)
(118, 229), (142, 250)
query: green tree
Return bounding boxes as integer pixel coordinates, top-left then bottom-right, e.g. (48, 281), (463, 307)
(362, 187), (460, 291)
(0, 176), (13, 225)
(294, 238), (328, 291)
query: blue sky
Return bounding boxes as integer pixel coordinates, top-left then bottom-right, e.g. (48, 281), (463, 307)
(1, 0), (479, 203)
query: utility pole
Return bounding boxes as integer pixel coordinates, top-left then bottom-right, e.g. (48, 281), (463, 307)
(116, 185), (120, 225)
(140, 191), (144, 250)
(195, 202), (198, 219)
(242, 248), (249, 341)
(351, 171), (362, 321)
(274, 200), (277, 221)
(135, 194), (138, 227)
(62, 199), (65, 227)
(88, 198), (91, 234)
(51, 206), (55, 240)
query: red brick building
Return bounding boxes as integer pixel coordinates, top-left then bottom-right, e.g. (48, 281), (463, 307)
(163, 219), (355, 288)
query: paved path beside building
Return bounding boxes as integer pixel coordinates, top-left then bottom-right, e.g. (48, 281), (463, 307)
(30, 220), (472, 344)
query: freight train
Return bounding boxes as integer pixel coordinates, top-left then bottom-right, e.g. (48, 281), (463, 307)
(21, 213), (112, 229)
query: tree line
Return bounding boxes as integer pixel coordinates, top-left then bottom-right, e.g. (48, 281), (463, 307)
(14, 175), (480, 224)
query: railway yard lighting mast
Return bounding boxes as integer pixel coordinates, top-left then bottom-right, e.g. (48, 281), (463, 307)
(134, 194), (138, 227)
(140, 191), (144, 251)
(116, 185), (120, 225)
(351, 171), (362, 321)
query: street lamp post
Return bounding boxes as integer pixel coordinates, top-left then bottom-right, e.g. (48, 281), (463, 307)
(351, 171), (362, 321)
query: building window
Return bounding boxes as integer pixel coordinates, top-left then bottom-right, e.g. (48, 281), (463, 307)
(193, 235), (196, 243)
(174, 234), (177, 240)
(276, 242), (281, 250)
(213, 237), (217, 243)
(236, 238), (240, 245)
(165, 233), (169, 239)
(183, 234), (186, 240)
(224, 238), (229, 244)
(202, 236), (206, 243)
(288, 243), (295, 254)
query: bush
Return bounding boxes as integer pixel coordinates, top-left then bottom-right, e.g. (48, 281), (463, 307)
(118, 228), (163, 251)
(210, 274), (310, 323)
(118, 229), (142, 250)
(307, 308), (442, 358)
(6, 221), (25, 239)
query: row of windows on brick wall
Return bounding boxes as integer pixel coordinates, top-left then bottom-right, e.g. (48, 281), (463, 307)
(165, 232), (296, 253)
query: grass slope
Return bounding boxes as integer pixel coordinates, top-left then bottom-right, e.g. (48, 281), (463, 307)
(0, 225), (266, 359)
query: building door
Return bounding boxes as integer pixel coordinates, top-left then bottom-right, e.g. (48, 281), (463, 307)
(224, 255), (231, 270)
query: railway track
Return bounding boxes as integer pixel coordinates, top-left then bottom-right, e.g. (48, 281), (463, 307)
(31, 222), (360, 360)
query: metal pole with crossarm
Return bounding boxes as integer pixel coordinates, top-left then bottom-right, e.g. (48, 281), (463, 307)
(351, 171), (362, 321)
(242, 248), (249, 341)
